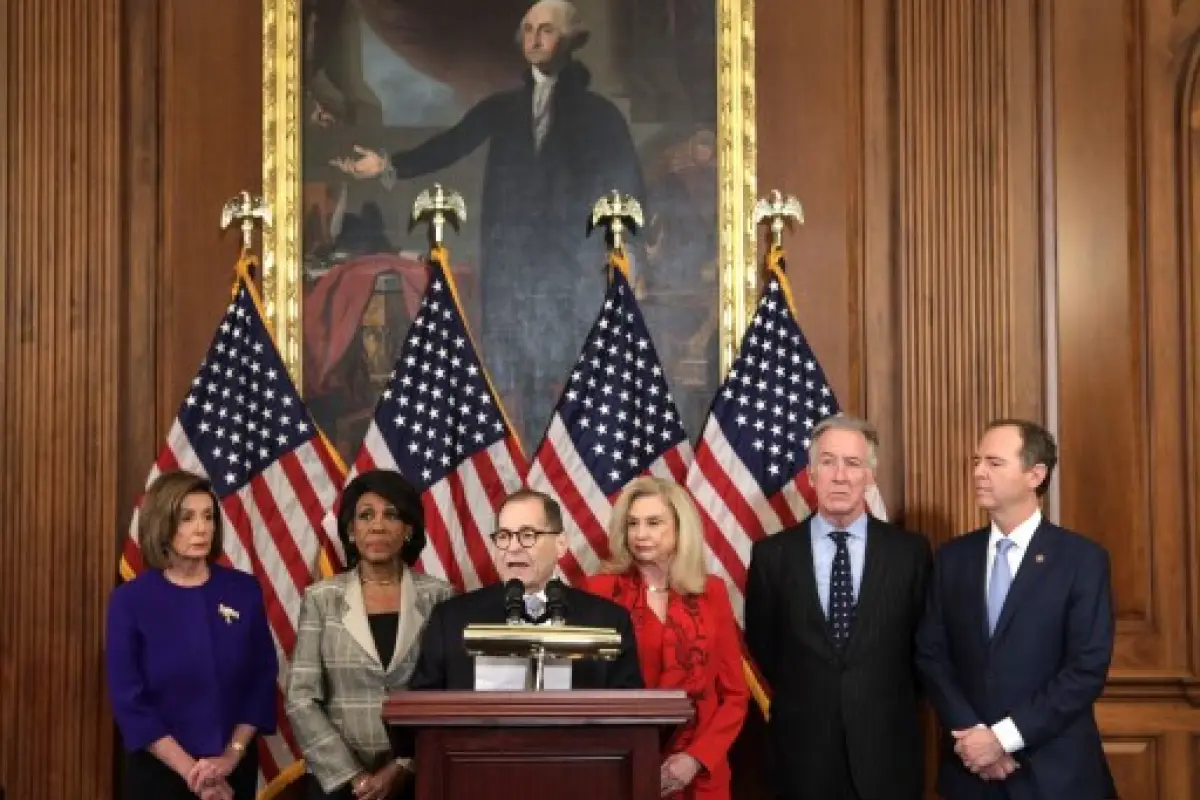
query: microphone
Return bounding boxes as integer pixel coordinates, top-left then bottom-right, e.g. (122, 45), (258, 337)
(545, 578), (567, 626)
(503, 579), (525, 625)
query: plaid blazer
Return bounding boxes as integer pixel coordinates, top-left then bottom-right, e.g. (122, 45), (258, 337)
(285, 567), (455, 793)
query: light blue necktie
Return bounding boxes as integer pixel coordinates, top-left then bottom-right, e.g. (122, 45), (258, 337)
(987, 538), (1016, 635)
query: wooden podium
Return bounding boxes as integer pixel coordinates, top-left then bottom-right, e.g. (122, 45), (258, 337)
(383, 690), (693, 800)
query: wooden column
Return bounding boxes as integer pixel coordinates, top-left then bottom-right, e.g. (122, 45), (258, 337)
(0, 2), (123, 797)
(893, 0), (1044, 543)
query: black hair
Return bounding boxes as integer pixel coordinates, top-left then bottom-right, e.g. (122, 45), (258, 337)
(337, 470), (426, 567)
(985, 418), (1059, 497)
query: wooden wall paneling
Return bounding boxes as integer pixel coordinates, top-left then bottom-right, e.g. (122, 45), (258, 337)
(120, 0), (163, 558)
(1102, 737), (1161, 799)
(0, 0), (11, 786)
(894, 0), (1044, 545)
(860, 0), (902, 505)
(1195, 734), (1200, 798)
(1097, 703), (1200, 799)
(156, 0), (264, 431)
(1051, 0), (1191, 674)
(0, 2), (123, 798)
(755, 0), (865, 479)
(1185, 2), (1200, 693)
(1099, 738), (1156, 800)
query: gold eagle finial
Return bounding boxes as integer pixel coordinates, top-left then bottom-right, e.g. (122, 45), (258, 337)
(589, 190), (644, 253)
(219, 191), (271, 252)
(411, 184), (467, 248)
(752, 190), (804, 249)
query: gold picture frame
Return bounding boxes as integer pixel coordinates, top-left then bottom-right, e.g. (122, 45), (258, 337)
(260, 0), (757, 424)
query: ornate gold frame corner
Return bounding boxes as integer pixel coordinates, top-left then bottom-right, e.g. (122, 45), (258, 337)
(261, 0), (757, 388)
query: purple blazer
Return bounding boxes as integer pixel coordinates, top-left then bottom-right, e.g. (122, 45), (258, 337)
(105, 565), (278, 757)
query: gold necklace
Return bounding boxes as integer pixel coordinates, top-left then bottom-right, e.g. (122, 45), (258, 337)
(646, 584), (669, 593)
(358, 569), (398, 586)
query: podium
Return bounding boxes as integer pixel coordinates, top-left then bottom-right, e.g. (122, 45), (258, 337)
(383, 690), (694, 800)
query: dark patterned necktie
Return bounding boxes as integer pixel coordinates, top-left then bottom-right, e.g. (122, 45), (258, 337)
(828, 531), (855, 650)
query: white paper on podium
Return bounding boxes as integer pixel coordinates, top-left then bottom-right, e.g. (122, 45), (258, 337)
(473, 655), (573, 691)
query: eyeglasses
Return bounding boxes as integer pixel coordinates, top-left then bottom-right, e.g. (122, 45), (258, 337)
(489, 527), (560, 550)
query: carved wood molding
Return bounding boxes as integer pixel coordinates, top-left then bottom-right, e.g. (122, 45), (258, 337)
(1171, 0), (1200, 59)
(1105, 677), (1200, 707)
(383, 689), (694, 726)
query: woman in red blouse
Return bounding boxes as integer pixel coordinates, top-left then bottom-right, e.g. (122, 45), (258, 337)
(585, 476), (749, 799)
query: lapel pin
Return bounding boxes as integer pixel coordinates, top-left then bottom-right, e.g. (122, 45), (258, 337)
(1034, 553), (1045, 564)
(218, 603), (240, 624)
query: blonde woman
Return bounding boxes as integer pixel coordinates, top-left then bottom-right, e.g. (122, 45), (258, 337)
(585, 476), (748, 799)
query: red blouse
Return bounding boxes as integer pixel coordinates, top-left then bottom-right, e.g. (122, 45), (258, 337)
(584, 571), (749, 800)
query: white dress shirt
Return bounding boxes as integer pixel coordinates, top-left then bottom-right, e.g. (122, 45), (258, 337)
(531, 67), (556, 150)
(985, 508), (1041, 753)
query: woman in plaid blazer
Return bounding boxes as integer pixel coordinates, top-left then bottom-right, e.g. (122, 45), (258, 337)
(286, 470), (455, 800)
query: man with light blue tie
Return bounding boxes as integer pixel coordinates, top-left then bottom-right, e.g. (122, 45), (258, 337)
(745, 415), (932, 800)
(916, 419), (1117, 799)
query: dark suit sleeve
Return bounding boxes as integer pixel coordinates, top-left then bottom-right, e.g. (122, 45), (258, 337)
(408, 601), (449, 691)
(914, 548), (984, 730)
(912, 535), (934, 698)
(607, 606), (645, 689)
(743, 539), (775, 688)
(1008, 544), (1114, 750)
(388, 95), (499, 179)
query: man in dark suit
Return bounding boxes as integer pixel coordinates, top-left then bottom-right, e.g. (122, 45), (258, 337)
(915, 418), (1117, 799)
(409, 488), (643, 690)
(745, 415), (932, 800)
(334, 0), (646, 446)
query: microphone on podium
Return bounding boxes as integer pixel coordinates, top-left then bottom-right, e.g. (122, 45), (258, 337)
(546, 578), (567, 626)
(503, 579), (525, 625)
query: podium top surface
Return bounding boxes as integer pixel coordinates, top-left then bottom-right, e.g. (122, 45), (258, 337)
(382, 689), (694, 728)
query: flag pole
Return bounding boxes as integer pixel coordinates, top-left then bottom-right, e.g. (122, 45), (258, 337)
(409, 184), (525, 458)
(735, 190), (807, 721)
(411, 182), (466, 265)
(589, 188), (644, 281)
(752, 188), (804, 281)
(219, 190), (273, 295)
(218, 190), (348, 583)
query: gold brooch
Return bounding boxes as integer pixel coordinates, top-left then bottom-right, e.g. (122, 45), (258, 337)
(218, 603), (240, 624)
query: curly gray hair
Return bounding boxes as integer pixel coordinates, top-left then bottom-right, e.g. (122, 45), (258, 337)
(517, 0), (586, 43)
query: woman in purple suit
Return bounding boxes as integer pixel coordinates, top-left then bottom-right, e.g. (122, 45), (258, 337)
(106, 470), (278, 800)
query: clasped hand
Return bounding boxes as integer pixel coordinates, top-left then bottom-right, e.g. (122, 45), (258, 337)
(186, 754), (237, 799)
(952, 727), (1019, 782)
(351, 761), (407, 800)
(659, 752), (702, 797)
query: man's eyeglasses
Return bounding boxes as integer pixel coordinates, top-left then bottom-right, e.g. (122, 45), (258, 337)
(489, 527), (560, 549)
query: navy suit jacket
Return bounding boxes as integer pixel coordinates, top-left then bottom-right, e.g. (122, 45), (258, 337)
(915, 520), (1117, 799)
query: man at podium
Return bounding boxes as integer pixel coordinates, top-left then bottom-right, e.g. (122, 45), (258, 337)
(408, 489), (643, 690)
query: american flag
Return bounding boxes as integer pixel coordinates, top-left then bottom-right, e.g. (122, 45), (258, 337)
(527, 255), (693, 585)
(687, 250), (886, 621)
(343, 248), (527, 591)
(119, 256), (346, 790)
